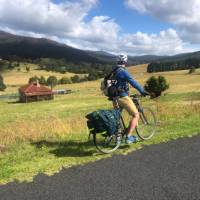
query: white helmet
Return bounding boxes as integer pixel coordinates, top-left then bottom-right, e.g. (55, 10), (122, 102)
(117, 54), (128, 64)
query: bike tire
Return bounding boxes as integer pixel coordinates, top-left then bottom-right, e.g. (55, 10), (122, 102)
(136, 107), (157, 140)
(93, 132), (121, 154)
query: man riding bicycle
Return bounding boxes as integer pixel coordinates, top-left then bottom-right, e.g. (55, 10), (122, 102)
(112, 54), (148, 144)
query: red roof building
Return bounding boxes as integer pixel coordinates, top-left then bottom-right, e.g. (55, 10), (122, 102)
(19, 82), (54, 102)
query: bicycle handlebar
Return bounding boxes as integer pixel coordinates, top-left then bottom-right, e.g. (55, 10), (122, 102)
(130, 94), (150, 98)
(111, 93), (150, 101)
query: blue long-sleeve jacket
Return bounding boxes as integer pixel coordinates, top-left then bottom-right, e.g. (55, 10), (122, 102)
(114, 66), (145, 97)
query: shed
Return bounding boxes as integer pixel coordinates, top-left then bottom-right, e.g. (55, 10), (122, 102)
(19, 82), (54, 103)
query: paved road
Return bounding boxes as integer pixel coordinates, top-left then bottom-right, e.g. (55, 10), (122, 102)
(0, 135), (200, 200)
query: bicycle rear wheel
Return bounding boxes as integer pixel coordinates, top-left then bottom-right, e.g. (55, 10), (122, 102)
(136, 107), (157, 140)
(93, 132), (121, 154)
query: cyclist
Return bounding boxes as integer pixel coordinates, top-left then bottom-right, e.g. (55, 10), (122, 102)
(113, 54), (148, 144)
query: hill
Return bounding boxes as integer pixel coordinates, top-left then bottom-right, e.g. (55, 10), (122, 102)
(0, 31), (105, 64)
(1, 30), (200, 62)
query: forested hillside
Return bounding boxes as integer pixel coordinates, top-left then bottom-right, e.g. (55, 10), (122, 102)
(147, 58), (200, 73)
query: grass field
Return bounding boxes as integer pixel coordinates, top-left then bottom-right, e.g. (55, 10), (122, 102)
(0, 64), (200, 184)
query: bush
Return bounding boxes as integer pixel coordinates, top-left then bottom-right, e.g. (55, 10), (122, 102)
(144, 76), (169, 98)
(0, 74), (6, 91)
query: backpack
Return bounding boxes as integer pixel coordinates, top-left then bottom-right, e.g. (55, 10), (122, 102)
(86, 109), (120, 135)
(101, 67), (121, 98)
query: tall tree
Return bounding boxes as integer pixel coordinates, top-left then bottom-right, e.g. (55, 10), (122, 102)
(47, 76), (58, 89)
(0, 74), (6, 91)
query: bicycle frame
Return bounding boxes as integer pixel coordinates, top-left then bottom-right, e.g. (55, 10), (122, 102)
(90, 94), (156, 154)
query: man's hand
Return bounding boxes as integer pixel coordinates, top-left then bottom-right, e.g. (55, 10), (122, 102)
(141, 91), (150, 97)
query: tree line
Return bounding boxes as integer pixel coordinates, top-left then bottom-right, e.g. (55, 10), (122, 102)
(28, 72), (105, 89)
(147, 58), (200, 73)
(0, 58), (113, 82)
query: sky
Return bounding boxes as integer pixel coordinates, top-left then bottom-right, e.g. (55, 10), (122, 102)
(0, 0), (200, 55)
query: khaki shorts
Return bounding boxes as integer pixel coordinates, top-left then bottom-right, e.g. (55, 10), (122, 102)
(118, 96), (138, 116)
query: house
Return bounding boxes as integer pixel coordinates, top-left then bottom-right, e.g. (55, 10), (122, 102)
(19, 82), (54, 103)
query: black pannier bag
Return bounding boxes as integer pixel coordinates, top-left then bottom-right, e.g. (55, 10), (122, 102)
(86, 109), (120, 135)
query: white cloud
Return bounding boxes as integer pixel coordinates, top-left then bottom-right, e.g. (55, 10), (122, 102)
(125, 0), (200, 44)
(118, 28), (186, 55)
(68, 28), (187, 56)
(0, 0), (194, 55)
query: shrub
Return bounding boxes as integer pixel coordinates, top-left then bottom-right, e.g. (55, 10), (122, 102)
(144, 76), (169, 98)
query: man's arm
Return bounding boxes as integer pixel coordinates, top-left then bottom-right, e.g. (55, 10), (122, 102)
(123, 70), (145, 94)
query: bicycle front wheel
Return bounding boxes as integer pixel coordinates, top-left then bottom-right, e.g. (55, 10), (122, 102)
(93, 132), (121, 154)
(136, 107), (157, 140)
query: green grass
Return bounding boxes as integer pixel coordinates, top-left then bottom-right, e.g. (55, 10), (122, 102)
(0, 65), (200, 184)
(159, 92), (200, 102)
(0, 134), (106, 183)
(0, 90), (200, 184)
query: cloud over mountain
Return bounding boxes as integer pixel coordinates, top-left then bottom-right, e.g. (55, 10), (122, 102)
(0, 0), (194, 55)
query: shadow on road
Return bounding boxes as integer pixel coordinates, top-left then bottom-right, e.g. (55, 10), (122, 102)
(31, 140), (96, 157)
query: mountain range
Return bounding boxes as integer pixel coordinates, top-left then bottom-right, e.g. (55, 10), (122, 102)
(0, 30), (200, 65)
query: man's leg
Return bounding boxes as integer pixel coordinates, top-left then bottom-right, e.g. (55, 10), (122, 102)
(127, 112), (139, 136)
(118, 96), (139, 137)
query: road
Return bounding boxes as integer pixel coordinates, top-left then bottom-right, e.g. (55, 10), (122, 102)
(0, 134), (200, 200)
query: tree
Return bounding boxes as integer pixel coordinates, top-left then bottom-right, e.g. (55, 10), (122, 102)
(47, 76), (58, 89)
(71, 75), (81, 83)
(0, 74), (6, 91)
(29, 76), (39, 84)
(188, 67), (196, 74)
(8, 62), (14, 70)
(144, 76), (169, 98)
(60, 76), (72, 84)
(26, 66), (30, 72)
(39, 76), (46, 85)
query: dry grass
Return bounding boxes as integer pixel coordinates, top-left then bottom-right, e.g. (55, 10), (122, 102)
(1, 63), (200, 95)
(1, 63), (76, 94)
(128, 65), (200, 93)
(0, 115), (88, 146)
(0, 64), (200, 146)
(156, 101), (200, 121)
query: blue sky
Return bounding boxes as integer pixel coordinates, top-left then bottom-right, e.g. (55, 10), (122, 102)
(85, 0), (173, 34)
(0, 0), (200, 55)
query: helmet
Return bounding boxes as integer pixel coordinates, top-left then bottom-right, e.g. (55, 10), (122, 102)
(117, 54), (128, 65)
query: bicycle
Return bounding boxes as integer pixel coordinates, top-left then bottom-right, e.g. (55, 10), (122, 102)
(91, 94), (157, 154)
